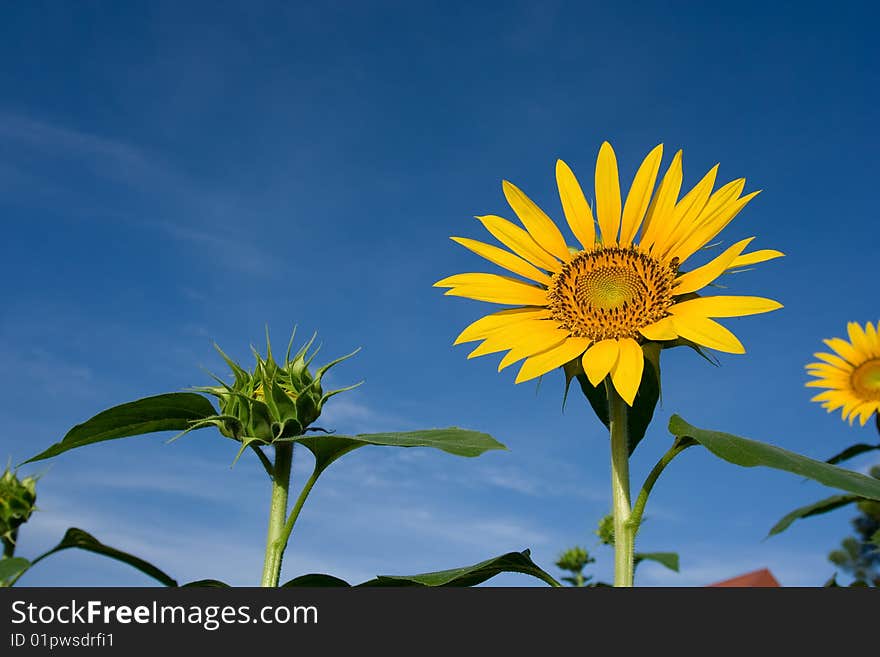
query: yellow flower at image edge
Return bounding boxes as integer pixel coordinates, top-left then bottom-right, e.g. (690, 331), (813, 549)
(807, 321), (880, 426)
(435, 142), (784, 405)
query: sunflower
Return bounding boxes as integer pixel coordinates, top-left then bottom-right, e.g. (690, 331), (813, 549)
(435, 142), (783, 405)
(806, 321), (880, 426)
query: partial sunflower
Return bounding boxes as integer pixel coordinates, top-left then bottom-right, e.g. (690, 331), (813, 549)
(435, 142), (783, 405)
(806, 321), (880, 426)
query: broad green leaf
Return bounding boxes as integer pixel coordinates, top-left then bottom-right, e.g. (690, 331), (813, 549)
(669, 415), (880, 501)
(282, 574), (351, 587)
(29, 528), (177, 586)
(358, 549), (561, 587)
(0, 557), (30, 584)
(288, 428), (506, 473)
(24, 393), (218, 464)
(768, 494), (860, 537)
(570, 352), (660, 455)
(181, 579), (230, 587)
(634, 552), (679, 573)
(824, 443), (880, 466)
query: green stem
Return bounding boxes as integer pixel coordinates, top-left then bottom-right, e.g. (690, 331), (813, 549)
(2, 529), (16, 558)
(630, 438), (696, 536)
(606, 379), (634, 587)
(276, 467), (321, 560)
(261, 443), (293, 587)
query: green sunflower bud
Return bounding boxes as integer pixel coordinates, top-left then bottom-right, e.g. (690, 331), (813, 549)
(0, 467), (38, 547)
(193, 329), (362, 447)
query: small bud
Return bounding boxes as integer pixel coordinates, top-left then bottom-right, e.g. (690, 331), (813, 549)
(196, 329), (360, 447)
(0, 467), (38, 544)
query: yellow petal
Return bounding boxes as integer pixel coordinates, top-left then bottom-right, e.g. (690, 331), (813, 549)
(445, 287), (547, 306)
(670, 314), (745, 354)
(640, 150), (683, 252)
(497, 328), (572, 371)
(610, 338), (644, 406)
(865, 322), (878, 349)
(653, 164), (718, 257)
(515, 337), (591, 384)
(810, 390), (841, 403)
(805, 361), (850, 376)
(502, 181), (571, 262)
(671, 237), (754, 295)
(810, 352), (852, 371)
(856, 403), (880, 426)
(476, 215), (562, 272)
(450, 237), (552, 285)
(467, 319), (565, 359)
(670, 190), (760, 263)
(841, 398), (862, 425)
(669, 295), (783, 318)
(696, 178), (746, 223)
(595, 142), (622, 245)
(727, 249), (784, 269)
(639, 317), (677, 341)
(847, 322), (872, 358)
(823, 337), (861, 366)
(453, 308), (551, 345)
(582, 339), (620, 386)
(805, 378), (850, 388)
(434, 272), (538, 288)
(619, 144), (663, 246)
(667, 178), (744, 250)
(556, 159), (596, 250)
(805, 374), (850, 386)
(438, 273), (548, 306)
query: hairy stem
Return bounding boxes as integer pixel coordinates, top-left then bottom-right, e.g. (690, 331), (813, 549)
(606, 379), (634, 587)
(261, 443), (293, 587)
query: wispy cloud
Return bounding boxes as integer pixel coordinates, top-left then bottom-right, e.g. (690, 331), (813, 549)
(0, 110), (275, 276)
(0, 346), (94, 398)
(0, 110), (182, 196)
(160, 222), (283, 276)
(319, 395), (415, 434)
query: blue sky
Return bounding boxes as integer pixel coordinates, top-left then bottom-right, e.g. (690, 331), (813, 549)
(1, 1), (878, 587)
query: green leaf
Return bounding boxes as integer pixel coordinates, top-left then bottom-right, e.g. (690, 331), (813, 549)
(767, 494), (861, 537)
(287, 428), (506, 473)
(358, 549), (561, 587)
(181, 579), (230, 587)
(669, 415), (880, 501)
(634, 552), (679, 573)
(871, 529), (880, 549)
(29, 528), (177, 586)
(824, 443), (880, 466)
(572, 352), (660, 455)
(282, 574), (351, 587)
(24, 393), (218, 464)
(0, 557), (30, 584)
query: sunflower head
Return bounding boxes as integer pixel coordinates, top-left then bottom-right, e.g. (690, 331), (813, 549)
(806, 321), (880, 427)
(435, 141), (783, 405)
(196, 330), (362, 444)
(0, 466), (38, 543)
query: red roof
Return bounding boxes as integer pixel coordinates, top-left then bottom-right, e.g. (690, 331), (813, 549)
(707, 568), (781, 587)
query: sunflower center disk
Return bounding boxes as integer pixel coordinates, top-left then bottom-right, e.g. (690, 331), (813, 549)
(852, 359), (880, 401)
(547, 247), (677, 341)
